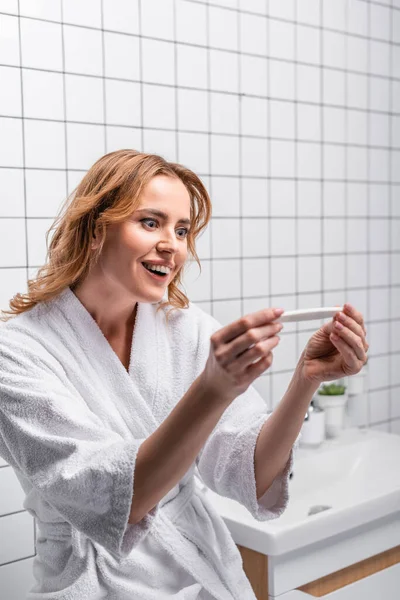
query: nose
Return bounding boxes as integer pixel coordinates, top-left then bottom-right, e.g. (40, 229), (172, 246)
(157, 226), (180, 254)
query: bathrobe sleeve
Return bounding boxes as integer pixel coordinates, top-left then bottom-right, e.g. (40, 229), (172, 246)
(0, 330), (157, 559)
(193, 308), (300, 521)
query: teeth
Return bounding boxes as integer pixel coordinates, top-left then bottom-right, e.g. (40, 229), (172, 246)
(143, 262), (170, 274)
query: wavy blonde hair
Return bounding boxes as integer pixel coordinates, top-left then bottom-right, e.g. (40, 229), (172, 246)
(0, 149), (212, 325)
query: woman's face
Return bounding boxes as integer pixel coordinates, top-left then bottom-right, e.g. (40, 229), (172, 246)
(94, 174), (192, 302)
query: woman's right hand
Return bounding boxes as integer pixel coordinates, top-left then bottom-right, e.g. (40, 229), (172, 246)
(201, 308), (284, 403)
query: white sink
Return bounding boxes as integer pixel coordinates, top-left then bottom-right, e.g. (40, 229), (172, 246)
(202, 428), (400, 556)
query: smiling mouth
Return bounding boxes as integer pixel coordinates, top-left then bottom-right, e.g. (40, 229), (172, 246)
(141, 262), (169, 279)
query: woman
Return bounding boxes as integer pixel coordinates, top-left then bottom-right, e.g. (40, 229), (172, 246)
(0, 150), (368, 600)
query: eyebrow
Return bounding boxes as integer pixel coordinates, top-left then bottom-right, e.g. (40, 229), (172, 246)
(135, 208), (191, 226)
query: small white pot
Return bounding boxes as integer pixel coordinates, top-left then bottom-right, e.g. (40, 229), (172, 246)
(347, 364), (368, 395)
(315, 392), (348, 438)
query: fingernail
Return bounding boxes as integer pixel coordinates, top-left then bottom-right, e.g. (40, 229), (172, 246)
(274, 308), (284, 316)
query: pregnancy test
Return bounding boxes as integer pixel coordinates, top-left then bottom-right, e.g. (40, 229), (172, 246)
(273, 307), (343, 323)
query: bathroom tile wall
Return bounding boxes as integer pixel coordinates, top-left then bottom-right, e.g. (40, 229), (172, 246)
(0, 0), (399, 594)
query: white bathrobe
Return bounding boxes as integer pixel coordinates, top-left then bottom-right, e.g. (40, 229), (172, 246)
(0, 286), (298, 600)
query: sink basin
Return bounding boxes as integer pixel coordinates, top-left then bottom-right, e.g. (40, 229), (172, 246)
(201, 428), (400, 556)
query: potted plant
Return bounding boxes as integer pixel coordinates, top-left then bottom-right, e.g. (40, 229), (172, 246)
(314, 380), (348, 438)
(347, 356), (368, 395)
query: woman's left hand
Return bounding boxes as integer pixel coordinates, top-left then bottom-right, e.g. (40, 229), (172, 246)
(299, 304), (369, 384)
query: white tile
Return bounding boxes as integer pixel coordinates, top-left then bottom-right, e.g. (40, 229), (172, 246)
(106, 125), (142, 153)
(347, 73), (368, 110)
(346, 393), (368, 428)
(347, 182), (368, 217)
(323, 254), (345, 291)
(177, 88), (208, 132)
(322, 0), (346, 30)
(20, 17), (62, 71)
(0, 66), (21, 117)
(391, 354), (400, 386)
(211, 218), (241, 258)
(143, 129), (176, 161)
(104, 32), (140, 80)
(0, 0), (18, 14)
(370, 40), (390, 78)
(25, 120), (65, 169)
(210, 48), (238, 93)
(347, 218), (367, 252)
(142, 84), (175, 129)
(241, 96), (268, 137)
(296, 64), (320, 103)
(213, 0), (238, 9)
(369, 355), (389, 389)
(297, 104), (321, 141)
(347, 0), (368, 36)
(19, 0), (61, 20)
(391, 151), (400, 183)
(27, 217), (54, 266)
(269, 59), (294, 100)
(211, 299), (240, 329)
(392, 184), (400, 215)
(270, 180), (295, 216)
(296, 24), (320, 66)
(210, 176), (240, 216)
(25, 170), (67, 217)
(240, 11), (267, 56)
(369, 149), (389, 182)
(240, 54), (267, 96)
(141, 0), (174, 40)
(273, 332), (298, 373)
(63, 0), (102, 28)
(0, 14), (20, 66)
(297, 181), (321, 217)
(347, 36), (368, 73)
(369, 218), (390, 252)
(391, 253), (400, 285)
(0, 219), (26, 267)
(394, 10), (400, 44)
(184, 260), (211, 302)
(370, 3), (391, 41)
(0, 557), (35, 600)
(176, 0), (207, 46)
(369, 184), (389, 217)
(323, 30), (345, 69)
(239, 0), (265, 14)
(297, 141), (321, 179)
(67, 169), (84, 194)
(212, 258), (241, 299)
(269, 0), (294, 20)
(369, 286), (389, 319)
(241, 178), (268, 217)
(298, 219), (321, 254)
(323, 181), (345, 216)
(347, 109), (367, 146)
(243, 257), (269, 296)
(391, 320), (400, 353)
(0, 168), (24, 217)
(369, 252), (390, 287)
(393, 46), (400, 79)
(241, 137), (268, 177)
(271, 219), (295, 255)
(142, 38), (175, 85)
(271, 256), (296, 295)
(323, 217), (345, 253)
(347, 147), (368, 181)
(323, 107), (345, 143)
(298, 256), (321, 292)
(323, 144), (345, 180)
(105, 79), (141, 126)
(369, 321), (390, 356)
(211, 134), (240, 175)
(209, 5), (238, 52)
(270, 100), (295, 139)
(66, 122), (105, 170)
(65, 74), (104, 123)
(0, 512), (34, 565)
(242, 218), (269, 256)
(269, 19), (294, 61)
(178, 132), (209, 173)
(271, 371), (294, 409)
(323, 69), (345, 106)
(369, 113), (390, 148)
(102, 0), (139, 34)
(296, 0), (320, 26)
(177, 44), (208, 89)
(392, 116), (400, 149)
(64, 24), (103, 76)
(347, 253), (368, 289)
(210, 92), (239, 134)
(22, 69), (64, 120)
(391, 219), (400, 251)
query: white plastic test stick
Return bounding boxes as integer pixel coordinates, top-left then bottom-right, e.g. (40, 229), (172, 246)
(273, 306), (343, 323)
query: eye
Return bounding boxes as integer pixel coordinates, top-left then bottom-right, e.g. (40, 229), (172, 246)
(140, 218), (190, 238)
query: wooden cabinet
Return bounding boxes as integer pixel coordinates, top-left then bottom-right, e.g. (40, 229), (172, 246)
(237, 544), (400, 600)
